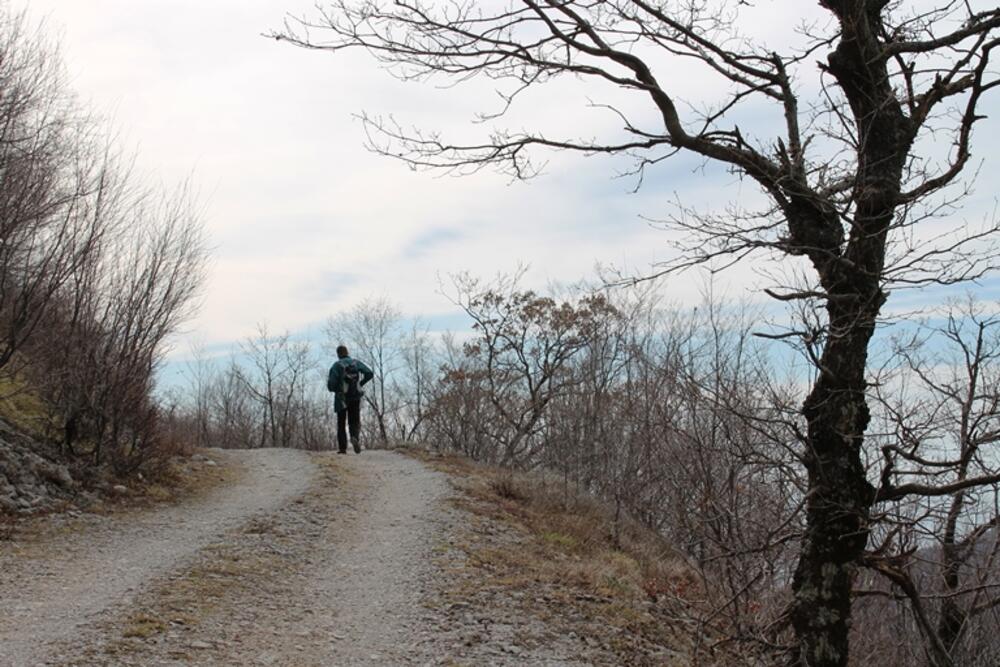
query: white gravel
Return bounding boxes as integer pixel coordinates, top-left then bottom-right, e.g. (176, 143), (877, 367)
(288, 449), (453, 665)
(0, 448), (316, 667)
(0, 448), (646, 666)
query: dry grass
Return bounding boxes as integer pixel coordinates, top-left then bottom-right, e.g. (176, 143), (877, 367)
(408, 449), (708, 661)
(121, 613), (168, 639)
(0, 373), (56, 440)
(84, 450), (246, 519)
(433, 453), (696, 600)
(144, 452), (243, 502)
(100, 544), (283, 658)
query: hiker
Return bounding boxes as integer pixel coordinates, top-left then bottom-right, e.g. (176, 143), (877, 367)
(327, 345), (374, 454)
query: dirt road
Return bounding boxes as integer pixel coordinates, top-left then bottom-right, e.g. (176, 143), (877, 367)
(0, 448), (651, 666)
(0, 449), (456, 667)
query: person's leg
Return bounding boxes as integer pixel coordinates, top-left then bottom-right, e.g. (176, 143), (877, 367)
(336, 407), (348, 453)
(347, 398), (362, 453)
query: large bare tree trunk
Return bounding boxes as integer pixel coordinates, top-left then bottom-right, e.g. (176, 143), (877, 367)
(787, 6), (913, 662)
(791, 320), (879, 665)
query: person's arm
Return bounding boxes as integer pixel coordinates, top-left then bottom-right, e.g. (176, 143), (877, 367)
(359, 360), (375, 387)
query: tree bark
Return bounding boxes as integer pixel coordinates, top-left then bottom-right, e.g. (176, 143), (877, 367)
(789, 5), (914, 664)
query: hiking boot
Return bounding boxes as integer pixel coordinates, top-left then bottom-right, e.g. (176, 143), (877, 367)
(337, 449), (347, 454)
(353, 444), (362, 454)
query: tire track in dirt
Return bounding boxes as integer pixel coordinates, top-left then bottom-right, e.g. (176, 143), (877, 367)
(0, 448), (317, 667)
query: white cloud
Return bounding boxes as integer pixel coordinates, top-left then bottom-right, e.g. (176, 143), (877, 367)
(15, 0), (1000, 359)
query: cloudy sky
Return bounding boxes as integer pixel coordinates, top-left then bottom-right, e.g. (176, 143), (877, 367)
(13, 0), (1000, 362)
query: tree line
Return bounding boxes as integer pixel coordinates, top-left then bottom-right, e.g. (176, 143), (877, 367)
(430, 275), (1000, 666)
(0, 6), (207, 474)
(174, 274), (1000, 665)
(170, 296), (435, 452)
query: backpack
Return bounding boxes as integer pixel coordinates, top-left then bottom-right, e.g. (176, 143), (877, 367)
(341, 359), (362, 398)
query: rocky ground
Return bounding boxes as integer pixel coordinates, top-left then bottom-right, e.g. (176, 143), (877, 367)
(0, 420), (82, 515)
(0, 447), (687, 666)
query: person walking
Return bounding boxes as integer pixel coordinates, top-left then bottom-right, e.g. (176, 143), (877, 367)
(327, 345), (375, 453)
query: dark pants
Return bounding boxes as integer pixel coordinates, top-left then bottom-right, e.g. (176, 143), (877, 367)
(337, 397), (362, 452)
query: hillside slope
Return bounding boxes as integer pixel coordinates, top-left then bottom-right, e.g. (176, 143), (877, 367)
(0, 418), (81, 515)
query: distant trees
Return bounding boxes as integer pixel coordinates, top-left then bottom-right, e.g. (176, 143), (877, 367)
(423, 274), (805, 660)
(0, 6), (208, 474)
(324, 295), (436, 444)
(324, 296), (400, 444)
(175, 327), (335, 452)
(278, 2), (1000, 663)
(854, 301), (1000, 666)
(236, 325), (313, 449)
(176, 295), (439, 452)
(397, 320), (435, 442)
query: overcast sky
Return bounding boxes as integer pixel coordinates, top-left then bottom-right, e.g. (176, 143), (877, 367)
(14, 0), (1000, 361)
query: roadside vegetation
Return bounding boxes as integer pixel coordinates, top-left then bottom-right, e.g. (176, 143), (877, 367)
(415, 449), (709, 664)
(0, 3), (208, 515)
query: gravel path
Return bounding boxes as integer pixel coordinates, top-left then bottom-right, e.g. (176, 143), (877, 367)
(0, 448), (458, 667)
(288, 450), (452, 665)
(179, 449), (455, 667)
(0, 448), (317, 667)
(0, 448), (651, 666)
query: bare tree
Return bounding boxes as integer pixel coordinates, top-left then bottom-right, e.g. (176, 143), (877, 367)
(209, 359), (258, 450)
(324, 295), (401, 445)
(445, 271), (618, 466)
(856, 299), (1000, 666)
(86, 188), (206, 470)
(0, 8), (118, 382)
(395, 319), (435, 442)
(181, 341), (216, 450)
(424, 330), (495, 458)
(277, 3), (1000, 663)
(236, 324), (313, 449)
(26, 180), (207, 471)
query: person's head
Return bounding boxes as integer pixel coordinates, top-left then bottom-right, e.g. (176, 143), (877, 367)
(336, 345), (349, 359)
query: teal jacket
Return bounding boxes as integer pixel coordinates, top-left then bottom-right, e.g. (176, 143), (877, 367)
(327, 356), (374, 412)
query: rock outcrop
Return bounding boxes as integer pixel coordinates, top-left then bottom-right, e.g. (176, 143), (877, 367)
(0, 420), (81, 514)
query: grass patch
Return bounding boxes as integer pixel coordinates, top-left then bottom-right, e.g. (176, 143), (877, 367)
(410, 448), (706, 662)
(113, 451), (245, 512)
(0, 373), (56, 440)
(106, 535), (283, 652)
(541, 530), (578, 550)
(122, 612), (167, 639)
(460, 463), (693, 603)
(489, 474), (529, 502)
